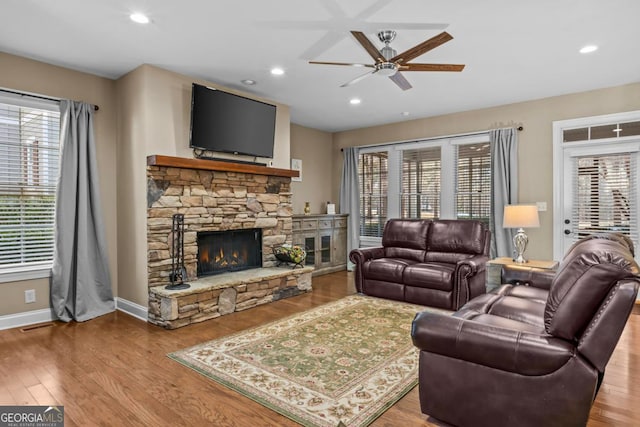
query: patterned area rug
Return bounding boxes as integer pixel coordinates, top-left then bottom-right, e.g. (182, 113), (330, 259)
(169, 295), (446, 427)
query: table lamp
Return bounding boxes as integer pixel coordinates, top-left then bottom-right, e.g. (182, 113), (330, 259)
(503, 204), (540, 263)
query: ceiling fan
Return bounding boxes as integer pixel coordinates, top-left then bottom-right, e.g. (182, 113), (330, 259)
(309, 30), (465, 91)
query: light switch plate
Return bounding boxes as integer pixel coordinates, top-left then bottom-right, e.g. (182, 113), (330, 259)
(536, 202), (547, 212)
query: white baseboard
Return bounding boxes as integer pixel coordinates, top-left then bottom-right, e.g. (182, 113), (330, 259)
(0, 308), (57, 331)
(0, 298), (147, 331)
(116, 297), (148, 322)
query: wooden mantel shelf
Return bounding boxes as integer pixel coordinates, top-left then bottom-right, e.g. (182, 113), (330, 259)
(147, 155), (299, 178)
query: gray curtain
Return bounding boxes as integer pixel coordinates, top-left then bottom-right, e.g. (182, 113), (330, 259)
(490, 128), (518, 258)
(339, 147), (360, 270)
(51, 100), (114, 322)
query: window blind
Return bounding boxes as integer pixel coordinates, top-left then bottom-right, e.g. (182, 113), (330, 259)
(358, 151), (388, 237)
(0, 101), (60, 268)
(455, 143), (491, 224)
(572, 152), (638, 246)
(401, 147), (441, 219)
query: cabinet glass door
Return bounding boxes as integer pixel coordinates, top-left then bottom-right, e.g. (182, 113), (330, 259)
(320, 234), (332, 264)
(304, 236), (315, 266)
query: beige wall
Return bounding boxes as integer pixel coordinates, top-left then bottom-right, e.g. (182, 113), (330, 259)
(332, 82), (640, 260)
(290, 124), (334, 215)
(116, 64), (291, 306)
(0, 52), (118, 316)
(115, 66), (149, 305)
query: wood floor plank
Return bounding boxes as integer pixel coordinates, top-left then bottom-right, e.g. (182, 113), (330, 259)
(0, 271), (637, 426)
(26, 383), (57, 406)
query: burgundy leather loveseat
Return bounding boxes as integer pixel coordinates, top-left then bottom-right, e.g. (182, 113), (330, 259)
(349, 219), (490, 310)
(411, 233), (640, 427)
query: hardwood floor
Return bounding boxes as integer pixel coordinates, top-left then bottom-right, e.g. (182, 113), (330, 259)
(0, 271), (639, 426)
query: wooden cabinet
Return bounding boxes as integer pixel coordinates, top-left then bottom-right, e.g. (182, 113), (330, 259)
(292, 214), (348, 276)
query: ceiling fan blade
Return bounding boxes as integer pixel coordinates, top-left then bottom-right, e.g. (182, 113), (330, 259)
(389, 72), (412, 91)
(300, 31), (347, 60)
(355, 0), (393, 19)
(309, 61), (374, 68)
(390, 31), (453, 64)
(340, 69), (377, 87)
(350, 31), (384, 62)
(400, 63), (465, 72)
(361, 22), (448, 31)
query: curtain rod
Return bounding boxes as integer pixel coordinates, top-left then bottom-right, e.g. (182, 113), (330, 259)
(0, 88), (99, 111)
(340, 126), (524, 151)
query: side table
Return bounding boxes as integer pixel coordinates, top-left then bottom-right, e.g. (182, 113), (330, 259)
(486, 257), (559, 292)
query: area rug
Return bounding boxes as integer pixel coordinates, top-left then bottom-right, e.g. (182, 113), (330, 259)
(168, 295), (448, 427)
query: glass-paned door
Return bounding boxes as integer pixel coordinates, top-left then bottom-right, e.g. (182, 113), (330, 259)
(553, 110), (640, 260)
(561, 148), (639, 254)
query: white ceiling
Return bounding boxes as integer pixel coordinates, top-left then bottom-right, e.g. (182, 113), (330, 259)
(2, 0), (639, 132)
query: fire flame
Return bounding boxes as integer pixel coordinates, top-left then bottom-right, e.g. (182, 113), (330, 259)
(209, 248), (246, 268)
(200, 248), (209, 263)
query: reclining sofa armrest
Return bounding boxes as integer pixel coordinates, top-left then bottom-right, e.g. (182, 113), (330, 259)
(349, 247), (385, 265)
(349, 247), (385, 293)
(501, 265), (556, 290)
(452, 255), (490, 307)
(411, 311), (574, 376)
(455, 254), (489, 275)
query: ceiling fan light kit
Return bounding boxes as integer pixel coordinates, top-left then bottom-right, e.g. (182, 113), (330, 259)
(376, 62), (397, 77)
(309, 30), (465, 90)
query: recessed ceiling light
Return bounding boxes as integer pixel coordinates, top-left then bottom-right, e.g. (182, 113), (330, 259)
(401, 111), (410, 117)
(241, 79), (256, 85)
(579, 45), (598, 54)
(130, 13), (150, 24)
(270, 67), (285, 76)
(350, 98), (361, 105)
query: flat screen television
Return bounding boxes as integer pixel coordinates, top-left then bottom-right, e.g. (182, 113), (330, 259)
(189, 83), (276, 158)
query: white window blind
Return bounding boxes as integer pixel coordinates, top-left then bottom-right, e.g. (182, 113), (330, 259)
(401, 146), (441, 219)
(455, 143), (491, 224)
(572, 152), (638, 246)
(0, 99), (60, 270)
(358, 151), (388, 237)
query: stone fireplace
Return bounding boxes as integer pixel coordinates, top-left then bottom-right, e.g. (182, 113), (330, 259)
(145, 155), (312, 329)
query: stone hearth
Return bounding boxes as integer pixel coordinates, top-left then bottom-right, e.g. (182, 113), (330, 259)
(146, 155), (310, 328)
(149, 267), (313, 329)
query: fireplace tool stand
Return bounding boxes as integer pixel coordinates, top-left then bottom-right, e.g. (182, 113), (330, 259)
(165, 213), (190, 290)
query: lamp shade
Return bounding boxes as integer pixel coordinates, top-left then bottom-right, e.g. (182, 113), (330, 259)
(503, 204), (540, 228)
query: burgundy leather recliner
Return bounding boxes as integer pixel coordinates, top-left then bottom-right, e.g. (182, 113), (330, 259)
(349, 219), (490, 310)
(411, 233), (640, 427)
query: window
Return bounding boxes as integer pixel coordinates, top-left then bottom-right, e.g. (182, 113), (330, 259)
(358, 151), (388, 239)
(456, 143), (491, 224)
(357, 134), (492, 244)
(563, 120), (640, 142)
(0, 95), (60, 281)
(401, 147), (441, 219)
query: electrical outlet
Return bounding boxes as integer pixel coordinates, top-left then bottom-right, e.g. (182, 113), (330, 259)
(25, 289), (36, 304)
(536, 202), (547, 212)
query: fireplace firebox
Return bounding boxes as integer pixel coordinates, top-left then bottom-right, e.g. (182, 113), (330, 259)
(197, 229), (262, 276)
